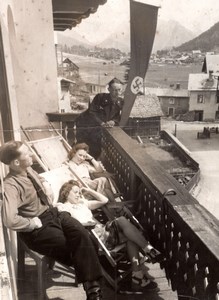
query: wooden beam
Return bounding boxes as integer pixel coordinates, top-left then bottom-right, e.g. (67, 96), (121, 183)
(53, 12), (90, 18)
(52, 0), (106, 13)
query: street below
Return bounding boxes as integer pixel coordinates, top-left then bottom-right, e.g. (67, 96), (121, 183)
(161, 119), (219, 220)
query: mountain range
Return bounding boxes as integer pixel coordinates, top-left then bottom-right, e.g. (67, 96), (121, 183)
(97, 19), (196, 53)
(57, 18), (217, 53)
(56, 31), (93, 49)
(175, 21), (219, 52)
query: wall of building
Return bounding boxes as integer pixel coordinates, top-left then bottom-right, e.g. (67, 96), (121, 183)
(159, 97), (189, 116)
(189, 91), (218, 120)
(0, 0), (59, 132)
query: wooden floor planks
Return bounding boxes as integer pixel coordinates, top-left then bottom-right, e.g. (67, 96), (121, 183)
(18, 257), (177, 300)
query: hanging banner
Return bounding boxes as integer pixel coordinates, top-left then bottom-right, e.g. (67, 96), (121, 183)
(120, 0), (159, 126)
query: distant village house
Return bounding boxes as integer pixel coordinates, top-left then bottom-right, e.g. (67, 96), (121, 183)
(186, 54), (219, 121)
(188, 72), (219, 121)
(146, 85), (189, 117)
(57, 77), (75, 113)
(62, 58), (79, 77)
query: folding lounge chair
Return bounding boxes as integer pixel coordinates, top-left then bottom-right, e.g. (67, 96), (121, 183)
(21, 125), (71, 172)
(40, 165), (133, 291)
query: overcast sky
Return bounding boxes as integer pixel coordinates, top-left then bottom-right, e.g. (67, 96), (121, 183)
(68, 0), (219, 43)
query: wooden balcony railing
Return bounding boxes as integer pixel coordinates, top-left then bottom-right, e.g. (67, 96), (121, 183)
(101, 126), (219, 300)
(1, 126), (219, 300)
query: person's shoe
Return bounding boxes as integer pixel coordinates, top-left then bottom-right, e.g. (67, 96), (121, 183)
(132, 275), (159, 292)
(143, 247), (165, 264)
(119, 285), (143, 295)
(140, 264), (155, 280)
(142, 280), (159, 292)
(83, 281), (102, 300)
(119, 277), (158, 294)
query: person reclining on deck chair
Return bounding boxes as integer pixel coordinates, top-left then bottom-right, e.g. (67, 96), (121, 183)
(56, 180), (163, 294)
(67, 142), (117, 202)
(0, 141), (104, 300)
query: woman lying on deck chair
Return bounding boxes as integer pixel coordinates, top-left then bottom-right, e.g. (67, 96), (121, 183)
(56, 180), (163, 293)
(67, 143), (117, 202)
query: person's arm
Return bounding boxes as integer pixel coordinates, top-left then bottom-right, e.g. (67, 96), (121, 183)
(2, 184), (42, 232)
(81, 187), (108, 210)
(89, 94), (105, 125)
(108, 98), (124, 126)
(86, 153), (104, 173)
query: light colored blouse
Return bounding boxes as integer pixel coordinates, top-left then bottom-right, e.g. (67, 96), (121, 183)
(68, 161), (93, 179)
(56, 199), (94, 224)
(55, 199), (109, 243)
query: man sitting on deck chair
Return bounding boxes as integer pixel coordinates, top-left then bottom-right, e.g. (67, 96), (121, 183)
(57, 180), (163, 294)
(0, 141), (103, 300)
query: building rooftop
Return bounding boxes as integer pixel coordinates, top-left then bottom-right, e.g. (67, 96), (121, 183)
(130, 93), (163, 118)
(202, 54), (219, 74)
(188, 73), (217, 91)
(146, 87), (189, 97)
(63, 58), (79, 70)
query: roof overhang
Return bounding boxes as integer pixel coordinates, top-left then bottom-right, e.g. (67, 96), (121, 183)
(52, 0), (107, 31)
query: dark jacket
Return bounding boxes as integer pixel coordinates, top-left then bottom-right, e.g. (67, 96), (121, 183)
(76, 93), (124, 127)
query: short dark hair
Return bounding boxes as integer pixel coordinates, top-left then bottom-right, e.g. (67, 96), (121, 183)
(108, 78), (123, 87)
(68, 142), (89, 160)
(0, 141), (23, 165)
(58, 180), (80, 203)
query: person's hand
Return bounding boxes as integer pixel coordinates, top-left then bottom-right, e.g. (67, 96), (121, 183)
(86, 153), (93, 160)
(98, 161), (106, 171)
(81, 186), (92, 194)
(104, 121), (115, 128)
(100, 122), (106, 127)
(32, 217), (42, 229)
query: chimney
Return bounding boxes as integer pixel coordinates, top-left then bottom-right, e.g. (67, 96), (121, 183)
(176, 83), (180, 89)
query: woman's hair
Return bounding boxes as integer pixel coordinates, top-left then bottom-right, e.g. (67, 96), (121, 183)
(58, 180), (80, 203)
(68, 142), (89, 160)
(0, 141), (23, 165)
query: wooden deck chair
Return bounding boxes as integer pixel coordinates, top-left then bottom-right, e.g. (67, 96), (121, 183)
(40, 165), (75, 203)
(21, 124), (61, 141)
(21, 126), (71, 172)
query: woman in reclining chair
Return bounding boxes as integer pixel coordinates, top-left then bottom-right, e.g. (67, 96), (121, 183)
(56, 180), (163, 293)
(67, 142), (116, 202)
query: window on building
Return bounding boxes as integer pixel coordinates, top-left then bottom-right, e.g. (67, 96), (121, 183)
(169, 98), (175, 104)
(197, 94), (204, 103)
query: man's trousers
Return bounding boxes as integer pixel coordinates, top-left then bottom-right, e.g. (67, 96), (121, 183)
(20, 208), (102, 283)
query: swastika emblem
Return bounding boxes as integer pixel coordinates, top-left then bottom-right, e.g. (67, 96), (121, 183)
(131, 76), (143, 94)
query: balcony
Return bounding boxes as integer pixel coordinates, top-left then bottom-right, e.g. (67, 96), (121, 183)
(1, 126), (219, 300)
(101, 127), (219, 300)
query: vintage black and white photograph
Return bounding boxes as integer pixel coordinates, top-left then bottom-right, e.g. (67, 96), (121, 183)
(0, 0), (219, 299)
